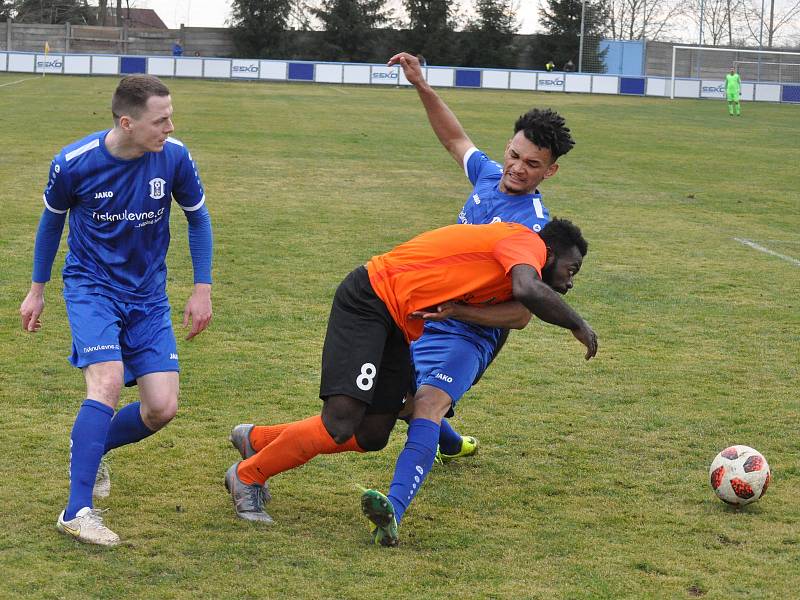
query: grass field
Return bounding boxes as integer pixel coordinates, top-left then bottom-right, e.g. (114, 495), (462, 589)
(1, 72), (798, 599)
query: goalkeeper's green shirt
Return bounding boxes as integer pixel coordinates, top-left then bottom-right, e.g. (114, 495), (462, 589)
(726, 73), (741, 93)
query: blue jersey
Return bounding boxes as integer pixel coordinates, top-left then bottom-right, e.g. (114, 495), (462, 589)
(425, 148), (551, 347)
(43, 130), (205, 302)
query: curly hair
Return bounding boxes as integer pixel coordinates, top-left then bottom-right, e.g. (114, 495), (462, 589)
(539, 217), (588, 257)
(513, 108), (575, 161)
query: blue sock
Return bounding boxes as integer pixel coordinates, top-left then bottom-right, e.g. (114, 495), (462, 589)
(387, 418), (440, 524)
(65, 399), (114, 521)
(438, 418), (463, 455)
(104, 402), (154, 454)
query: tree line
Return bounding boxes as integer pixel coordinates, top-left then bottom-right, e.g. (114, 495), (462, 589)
(229, 0), (612, 69)
(225, 0), (800, 63)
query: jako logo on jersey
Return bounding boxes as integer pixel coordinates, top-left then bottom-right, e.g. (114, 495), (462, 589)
(94, 191), (114, 199)
(435, 373), (454, 383)
(532, 223), (542, 232)
(170, 353), (178, 360)
(472, 193), (481, 205)
(490, 216), (502, 223)
(149, 178), (166, 200)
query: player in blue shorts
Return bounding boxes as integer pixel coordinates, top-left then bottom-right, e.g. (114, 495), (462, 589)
(19, 74), (213, 546)
(359, 53), (577, 545)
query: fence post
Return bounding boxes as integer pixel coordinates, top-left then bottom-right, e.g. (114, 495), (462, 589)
(66, 22), (71, 54)
(7, 19), (12, 51)
(578, 0), (586, 72)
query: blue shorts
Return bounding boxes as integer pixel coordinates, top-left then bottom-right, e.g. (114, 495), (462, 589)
(411, 330), (494, 415)
(64, 292), (179, 386)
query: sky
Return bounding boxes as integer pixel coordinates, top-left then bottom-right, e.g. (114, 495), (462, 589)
(138, 0), (539, 34)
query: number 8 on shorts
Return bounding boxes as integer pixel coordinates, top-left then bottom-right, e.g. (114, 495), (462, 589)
(356, 362), (377, 391)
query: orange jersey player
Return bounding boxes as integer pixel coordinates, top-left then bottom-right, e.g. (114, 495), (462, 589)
(367, 222), (549, 343)
(225, 219), (598, 537)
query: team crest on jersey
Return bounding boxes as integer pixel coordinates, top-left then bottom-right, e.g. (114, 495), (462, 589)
(149, 178), (166, 200)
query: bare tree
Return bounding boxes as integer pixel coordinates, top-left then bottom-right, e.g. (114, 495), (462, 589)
(97, 0), (107, 26)
(740, 0), (800, 46)
(685, 0), (747, 44)
(606, 0), (687, 41)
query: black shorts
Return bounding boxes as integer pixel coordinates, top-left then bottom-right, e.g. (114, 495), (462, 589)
(319, 266), (412, 415)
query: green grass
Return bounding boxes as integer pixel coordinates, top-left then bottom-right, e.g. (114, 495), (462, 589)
(1, 73), (799, 599)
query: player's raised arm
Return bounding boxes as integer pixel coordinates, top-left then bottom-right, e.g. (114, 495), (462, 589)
(387, 52), (475, 166)
(510, 264), (597, 360)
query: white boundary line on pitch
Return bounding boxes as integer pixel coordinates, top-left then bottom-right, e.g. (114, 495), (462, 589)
(0, 76), (41, 88)
(734, 238), (800, 267)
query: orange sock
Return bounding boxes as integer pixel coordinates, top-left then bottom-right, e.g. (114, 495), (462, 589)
(237, 414), (363, 485)
(250, 423), (291, 451)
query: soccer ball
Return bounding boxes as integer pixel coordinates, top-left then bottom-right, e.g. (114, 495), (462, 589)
(709, 445), (771, 506)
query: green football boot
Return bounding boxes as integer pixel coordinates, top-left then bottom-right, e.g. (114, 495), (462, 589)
(360, 489), (398, 547)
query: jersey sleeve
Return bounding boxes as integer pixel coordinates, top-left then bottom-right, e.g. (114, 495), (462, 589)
(492, 231), (547, 277)
(464, 148), (503, 186)
(42, 154), (74, 214)
(172, 145), (206, 212)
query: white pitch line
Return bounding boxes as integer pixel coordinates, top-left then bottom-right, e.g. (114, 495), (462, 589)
(734, 238), (800, 267)
(0, 76), (41, 88)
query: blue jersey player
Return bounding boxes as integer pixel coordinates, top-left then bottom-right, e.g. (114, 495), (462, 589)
(360, 53), (577, 546)
(19, 75), (213, 546)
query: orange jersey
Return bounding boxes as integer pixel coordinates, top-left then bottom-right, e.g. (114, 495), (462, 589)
(367, 222), (547, 342)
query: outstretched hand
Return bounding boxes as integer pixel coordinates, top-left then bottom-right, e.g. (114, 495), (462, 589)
(572, 320), (598, 360)
(387, 52), (425, 87)
(183, 283), (212, 340)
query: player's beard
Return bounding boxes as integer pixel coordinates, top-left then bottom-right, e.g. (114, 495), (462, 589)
(541, 263), (566, 295)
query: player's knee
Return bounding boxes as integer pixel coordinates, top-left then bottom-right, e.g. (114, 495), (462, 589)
(354, 413), (396, 451)
(413, 386), (453, 420)
(321, 395), (366, 443)
(321, 412), (359, 444)
(355, 429), (391, 452)
(141, 396), (178, 430)
(324, 421), (357, 445)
